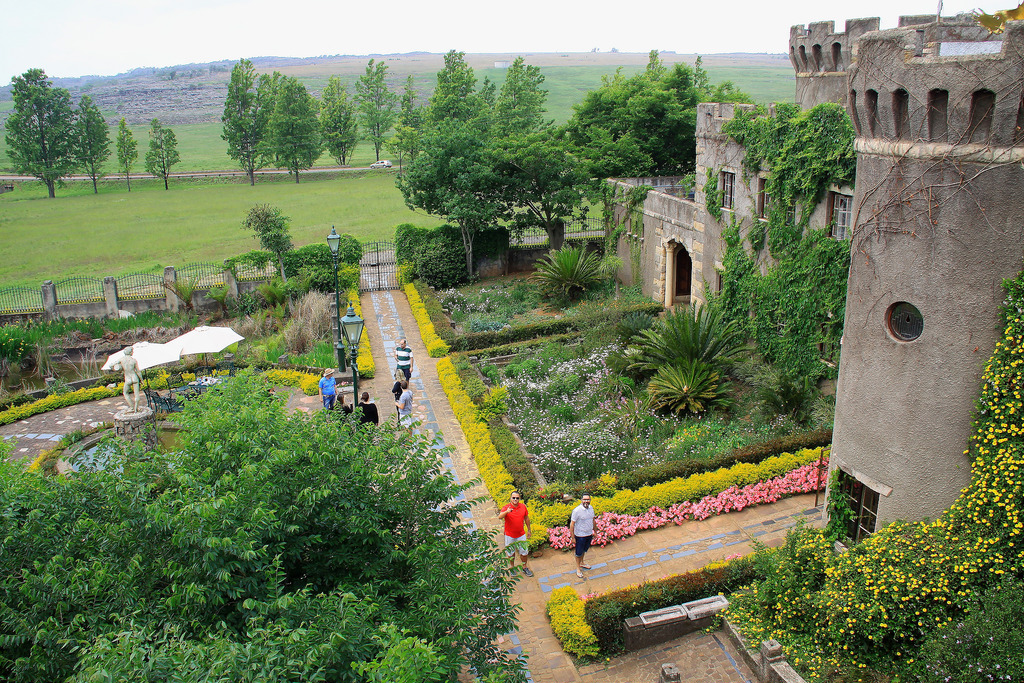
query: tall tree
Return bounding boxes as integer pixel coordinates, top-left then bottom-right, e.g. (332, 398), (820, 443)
(428, 51), (478, 124)
(4, 69), (78, 198)
(115, 118), (138, 192)
(75, 95), (110, 194)
(221, 59), (273, 186)
(319, 75), (359, 166)
(144, 118), (180, 190)
(491, 130), (588, 250)
(354, 59), (398, 161)
(495, 56), (547, 136)
(386, 75), (424, 168)
(267, 76), (321, 182)
(243, 203), (293, 280)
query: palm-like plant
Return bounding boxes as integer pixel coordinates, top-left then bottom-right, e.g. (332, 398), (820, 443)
(631, 303), (747, 374)
(647, 359), (731, 416)
(531, 245), (601, 301)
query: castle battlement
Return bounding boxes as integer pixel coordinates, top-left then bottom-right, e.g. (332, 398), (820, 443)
(695, 102), (774, 138)
(789, 17), (880, 75)
(848, 20), (1023, 149)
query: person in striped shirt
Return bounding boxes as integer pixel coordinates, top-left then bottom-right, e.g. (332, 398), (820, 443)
(394, 339), (414, 380)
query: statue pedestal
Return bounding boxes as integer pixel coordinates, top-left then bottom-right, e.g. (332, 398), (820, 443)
(113, 407), (157, 450)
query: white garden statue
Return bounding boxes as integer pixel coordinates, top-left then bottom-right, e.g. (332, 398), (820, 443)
(113, 346), (143, 413)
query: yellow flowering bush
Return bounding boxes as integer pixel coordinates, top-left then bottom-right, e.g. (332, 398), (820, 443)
(531, 448), (824, 528)
(406, 284), (450, 357)
(263, 369), (321, 396)
(546, 587), (600, 659)
(347, 289), (376, 378)
(437, 357), (514, 503)
(724, 271), (1024, 680)
(0, 385), (121, 426)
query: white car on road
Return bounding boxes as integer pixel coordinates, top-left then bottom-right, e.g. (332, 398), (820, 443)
(370, 160), (392, 169)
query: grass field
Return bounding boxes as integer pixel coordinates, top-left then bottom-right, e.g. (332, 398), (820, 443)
(0, 173), (435, 288)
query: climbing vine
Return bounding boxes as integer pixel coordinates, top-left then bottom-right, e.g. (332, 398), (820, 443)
(713, 103), (857, 379)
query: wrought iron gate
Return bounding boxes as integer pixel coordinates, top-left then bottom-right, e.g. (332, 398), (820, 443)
(359, 241), (398, 292)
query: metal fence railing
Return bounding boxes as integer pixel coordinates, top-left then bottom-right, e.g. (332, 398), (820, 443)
(55, 276), (104, 305)
(177, 262), (225, 289)
(117, 272), (165, 301)
(509, 218), (607, 249)
(234, 261), (276, 282)
(0, 286), (44, 314)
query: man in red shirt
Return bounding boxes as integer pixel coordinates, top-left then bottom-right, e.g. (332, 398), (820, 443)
(497, 491), (533, 577)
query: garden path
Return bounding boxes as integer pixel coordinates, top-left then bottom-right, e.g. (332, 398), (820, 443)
(1, 291), (823, 683)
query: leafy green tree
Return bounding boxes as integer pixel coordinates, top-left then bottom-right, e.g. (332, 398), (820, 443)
(243, 203), (293, 280)
(428, 51), (479, 124)
(144, 118), (180, 190)
(386, 75), (424, 168)
(221, 59), (273, 185)
(319, 75), (359, 165)
(0, 373), (524, 683)
(490, 130), (588, 250)
(115, 118), (138, 191)
(494, 56), (547, 136)
(567, 51), (751, 178)
(267, 76), (321, 182)
(74, 95), (110, 194)
(4, 68), (78, 198)
(355, 59), (398, 162)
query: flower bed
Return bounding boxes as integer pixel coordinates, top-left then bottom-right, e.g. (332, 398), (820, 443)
(0, 385), (121, 427)
(546, 587), (600, 659)
(546, 460), (824, 549)
(348, 290), (376, 377)
(405, 283), (450, 357)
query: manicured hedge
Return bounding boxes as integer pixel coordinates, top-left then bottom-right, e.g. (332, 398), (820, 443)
(617, 429), (833, 490)
(583, 557), (762, 654)
(347, 290), (375, 378)
(547, 587), (600, 659)
(263, 369), (322, 396)
(436, 357), (514, 503)
(531, 448), (825, 528)
(413, 280), (458, 347)
(405, 284), (451, 357)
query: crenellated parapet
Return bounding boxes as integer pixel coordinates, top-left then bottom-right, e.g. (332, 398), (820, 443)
(789, 18), (880, 108)
(847, 18), (1024, 151)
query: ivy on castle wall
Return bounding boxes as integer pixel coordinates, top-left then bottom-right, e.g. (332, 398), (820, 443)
(713, 103), (857, 379)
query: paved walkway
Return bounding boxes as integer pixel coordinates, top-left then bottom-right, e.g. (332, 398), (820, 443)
(0, 290), (825, 683)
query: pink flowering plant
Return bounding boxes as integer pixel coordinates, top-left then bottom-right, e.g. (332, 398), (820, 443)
(548, 462), (822, 549)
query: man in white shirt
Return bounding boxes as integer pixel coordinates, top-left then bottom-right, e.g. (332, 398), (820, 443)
(569, 494), (595, 579)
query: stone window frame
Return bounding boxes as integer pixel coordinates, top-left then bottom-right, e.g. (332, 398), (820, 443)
(756, 176), (770, 220)
(720, 171), (736, 210)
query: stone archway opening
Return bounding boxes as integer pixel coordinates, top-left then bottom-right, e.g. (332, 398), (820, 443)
(675, 246), (692, 299)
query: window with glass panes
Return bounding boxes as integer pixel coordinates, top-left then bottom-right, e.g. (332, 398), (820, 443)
(720, 171), (735, 210)
(830, 192), (853, 240)
(836, 469), (879, 542)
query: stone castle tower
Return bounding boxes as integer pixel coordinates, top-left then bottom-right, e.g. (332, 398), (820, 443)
(824, 17), (1024, 529)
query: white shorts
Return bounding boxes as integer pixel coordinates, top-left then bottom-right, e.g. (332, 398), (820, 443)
(399, 414), (414, 427)
(504, 534), (529, 557)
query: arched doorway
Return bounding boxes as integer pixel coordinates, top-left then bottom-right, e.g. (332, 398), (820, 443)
(675, 246), (692, 299)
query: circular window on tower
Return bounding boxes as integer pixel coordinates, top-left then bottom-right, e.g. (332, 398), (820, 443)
(887, 302), (923, 341)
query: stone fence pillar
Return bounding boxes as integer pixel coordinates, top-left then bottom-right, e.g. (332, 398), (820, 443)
(223, 262), (240, 299)
(41, 280), (58, 321)
(103, 276), (119, 318)
(164, 266), (178, 313)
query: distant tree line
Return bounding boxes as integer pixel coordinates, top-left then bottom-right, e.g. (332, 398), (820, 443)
(4, 68), (181, 197)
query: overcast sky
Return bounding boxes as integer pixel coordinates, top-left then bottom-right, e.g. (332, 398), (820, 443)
(3, 0), (982, 84)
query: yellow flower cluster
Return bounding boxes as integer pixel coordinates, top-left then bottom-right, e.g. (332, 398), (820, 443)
(546, 587), (600, 658)
(346, 290), (376, 378)
(0, 385), (121, 427)
(405, 284), (450, 357)
(436, 357), (514, 503)
(532, 448), (826, 528)
(263, 368), (321, 396)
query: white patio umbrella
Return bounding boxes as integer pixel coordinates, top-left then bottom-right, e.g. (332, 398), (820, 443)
(101, 342), (183, 372)
(165, 326), (244, 356)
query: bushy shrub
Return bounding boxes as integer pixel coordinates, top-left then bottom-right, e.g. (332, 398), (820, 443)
(753, 364), (817, 425)
(489, 419), (539, 498)
(475, 387), (509, 423)
(405, 284), (450, 357)
(417, 233), (467, 290)
(647, 359), (730, 416)
(615, 311), (656, 345)
(546, 588), (600, 659)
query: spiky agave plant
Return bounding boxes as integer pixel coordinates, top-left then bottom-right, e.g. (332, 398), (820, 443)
(531, 245), (601, 301)
(647, 359), (731, 416)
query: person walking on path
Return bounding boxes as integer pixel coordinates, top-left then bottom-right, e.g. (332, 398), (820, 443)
(358, 392), (379, 425)
(391, 369), (404, 417)
(395, 339), (414, 381)
(318, 369), (337, 411)
(569, 494), (595, 579)
(498, 491), (533, 577)
(395, 380), (414, 434)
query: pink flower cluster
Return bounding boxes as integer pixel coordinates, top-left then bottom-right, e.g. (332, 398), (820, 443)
(547, 463), (823, 550)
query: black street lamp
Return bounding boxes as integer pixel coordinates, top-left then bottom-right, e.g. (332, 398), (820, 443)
(326, 227), (346, 373)
(340, 303), (365, 402)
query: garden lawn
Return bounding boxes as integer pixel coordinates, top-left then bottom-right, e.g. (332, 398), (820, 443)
(0, 174), (435, 288)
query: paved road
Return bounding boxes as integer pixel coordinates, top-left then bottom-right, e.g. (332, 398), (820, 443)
(0, 165), (395, 182)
